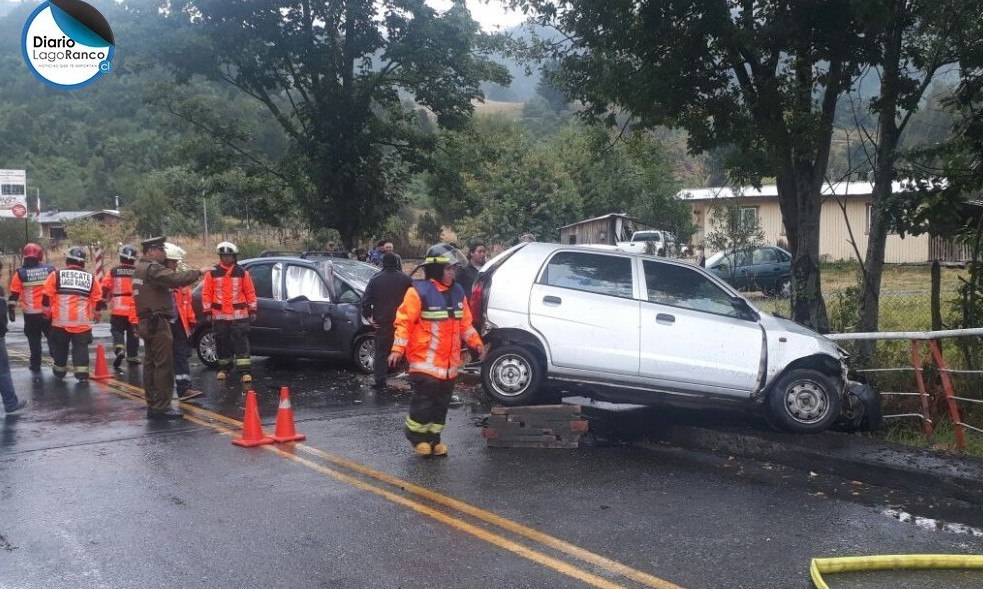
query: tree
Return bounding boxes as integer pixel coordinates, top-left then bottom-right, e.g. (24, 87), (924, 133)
(512, 0), (877, 331)
(851, 0), (981, 363)
(168, 0), (509, 250)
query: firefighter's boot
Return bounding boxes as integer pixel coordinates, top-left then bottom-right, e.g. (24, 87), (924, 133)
(414, 442), (432, 456)
(113, 349), (124, 370)
(216, 370), (228, 381)
(432, 443), (448, 457)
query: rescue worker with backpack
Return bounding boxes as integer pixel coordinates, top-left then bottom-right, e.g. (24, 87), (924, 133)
(201, 241), (257, 383)
(102, 244), (141, 369)
(42, 246), (103, 382)
(7, 243), (56, 380)
(388, 243), (486, 457)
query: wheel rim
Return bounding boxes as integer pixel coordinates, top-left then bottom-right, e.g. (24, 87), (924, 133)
(778, 279), (791, 298)
(783, 379), (829, 424)
(356, 337), (374, 372)
(198, 331), (218, 364)
(488, 353), (532, 398)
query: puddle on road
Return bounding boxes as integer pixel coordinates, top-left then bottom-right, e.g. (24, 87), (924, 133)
(883, 508), (983, 537)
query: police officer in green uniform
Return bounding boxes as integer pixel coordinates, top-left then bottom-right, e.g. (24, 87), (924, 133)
(133, 237), (211, 420)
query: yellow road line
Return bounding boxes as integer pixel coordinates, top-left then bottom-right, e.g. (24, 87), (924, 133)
(13, 353), (685, 589)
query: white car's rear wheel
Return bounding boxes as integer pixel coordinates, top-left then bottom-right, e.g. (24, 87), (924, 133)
(481, 344), (544, 406)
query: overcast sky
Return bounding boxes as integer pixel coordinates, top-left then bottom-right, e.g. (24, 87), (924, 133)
(428, 0), (528, 32)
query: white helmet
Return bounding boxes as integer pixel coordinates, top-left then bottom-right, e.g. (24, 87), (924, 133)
(216, 241), (239, 255)
(163, 242), (186, 261)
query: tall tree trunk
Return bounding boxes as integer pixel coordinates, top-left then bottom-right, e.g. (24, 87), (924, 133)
(778, 168), (830, 332)
(856, 0), (904, 365)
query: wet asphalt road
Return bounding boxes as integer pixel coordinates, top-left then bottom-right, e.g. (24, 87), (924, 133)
(1, 325), (981, 589)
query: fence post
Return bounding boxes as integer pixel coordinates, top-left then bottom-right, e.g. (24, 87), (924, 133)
(910, 340), (935, 439)
(927, 339), (966, 450)
(931, 261), (942, 331)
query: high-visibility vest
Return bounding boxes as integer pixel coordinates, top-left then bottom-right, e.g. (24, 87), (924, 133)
(172, 286), (196, 336)
(391, 279), (482, 380)
(201, 263), (257, 321)
(43, 266), (101, 333)
(9, 264), (56, 314)
(102, 264), (136, 316)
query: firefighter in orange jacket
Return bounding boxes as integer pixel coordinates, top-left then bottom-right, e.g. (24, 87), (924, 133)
(201, 241), (257, 383)
(388, 243), (485, 457)
(162, 243), (204, 401)
(8, 243), (56, 379)
(102, 244), (140, 369)
(42, 247), (102, 382)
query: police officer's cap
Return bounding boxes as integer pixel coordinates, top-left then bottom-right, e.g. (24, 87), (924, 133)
(140, 236), (167, 252)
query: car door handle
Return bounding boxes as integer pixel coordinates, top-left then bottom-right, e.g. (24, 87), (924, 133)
(656, 313), (675, 324)
(543, 295), (562, 306)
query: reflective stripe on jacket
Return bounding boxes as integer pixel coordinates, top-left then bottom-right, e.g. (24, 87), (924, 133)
(102, 264), (136, 316)
(391, 279), (482, 380)
(201, 263), (257, 321)
(9, 264), (56, 314)
(43, 266), (101, 333)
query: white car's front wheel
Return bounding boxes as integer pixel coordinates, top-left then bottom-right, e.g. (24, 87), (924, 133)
(767, 368), (842, 433)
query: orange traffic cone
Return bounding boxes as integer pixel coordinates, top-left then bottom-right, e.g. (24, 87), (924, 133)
(232, 390), (274, 447)
(91, 344), (112, 381)
(271, 386), (306, 443)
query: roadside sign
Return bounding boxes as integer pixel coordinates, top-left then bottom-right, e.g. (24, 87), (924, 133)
(0, 169), (27, 219)
(11, 203), (26, 218)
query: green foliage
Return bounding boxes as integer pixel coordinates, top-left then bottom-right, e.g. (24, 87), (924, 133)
(231, 236), (267, 260)
(173, 0), (510, 249)
(0, 220), (40, 257)
(64, 215), (136, 250)
(417, 212), (443, 245)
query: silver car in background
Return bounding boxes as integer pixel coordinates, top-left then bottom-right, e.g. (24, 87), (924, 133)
(469, 243), (879, 433)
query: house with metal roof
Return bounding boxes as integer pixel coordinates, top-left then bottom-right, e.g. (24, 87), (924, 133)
(678, 182), (969, 263)
(36, 209), (122, 241)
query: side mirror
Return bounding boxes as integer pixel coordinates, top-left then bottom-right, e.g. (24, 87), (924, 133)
(730, 297), (760, 322)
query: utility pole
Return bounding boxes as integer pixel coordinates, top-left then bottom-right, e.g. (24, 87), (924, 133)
(202, 193), (209, 248)
(114, 194), (120, 210)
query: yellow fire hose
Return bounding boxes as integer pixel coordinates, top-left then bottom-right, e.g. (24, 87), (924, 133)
(811, 554), (983, 588)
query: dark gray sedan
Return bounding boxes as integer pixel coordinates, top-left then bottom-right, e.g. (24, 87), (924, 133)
(705, 245), (792, 297)
(191, 257), (379, 373)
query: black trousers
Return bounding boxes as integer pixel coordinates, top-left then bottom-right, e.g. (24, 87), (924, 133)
(110, 314), (140, 360)
(214, 319), (251, 372)
(48, 326), (93, 379)
(373, 325), (395, 385)
(171, 321), (191, 395)
(404, 373), (456, 445)
(23, 313), (49, 372)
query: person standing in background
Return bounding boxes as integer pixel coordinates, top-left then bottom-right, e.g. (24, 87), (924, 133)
(201, 241), (257, 384)
(162, 243), (204, 401)
(42, 247), (102, 382)
(0, 263), (26, 414)
(7, 243), (56, 381)
(361, 252), (411, 389)
(454, 242), (486, 296)
(102, 244), (141, 369)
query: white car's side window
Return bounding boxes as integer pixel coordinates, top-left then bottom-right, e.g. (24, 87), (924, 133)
(542, 251), (633, 299)
(272, 263), (283, 301)
(644, 261), (739, 317)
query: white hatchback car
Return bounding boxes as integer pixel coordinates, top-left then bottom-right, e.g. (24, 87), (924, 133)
(469, 242), (878, 433)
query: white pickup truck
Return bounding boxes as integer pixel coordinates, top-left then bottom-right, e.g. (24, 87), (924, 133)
(615, 230), (677, 256)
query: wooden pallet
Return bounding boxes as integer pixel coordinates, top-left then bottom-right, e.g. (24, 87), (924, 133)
(482, 404), (587, 449)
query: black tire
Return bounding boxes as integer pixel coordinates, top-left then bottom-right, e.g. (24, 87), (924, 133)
(774, 277), (791, 298)
(352, 334), (375, 374)
(481, 344), (544, 406)
(193, 325), (219, 368)
(766, 368), (842, 433)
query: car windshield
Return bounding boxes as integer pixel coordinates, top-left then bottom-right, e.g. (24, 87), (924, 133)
(705, 251), (726, 267)
(632, 231), (662, 242)
(319, 260), (378, 290)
